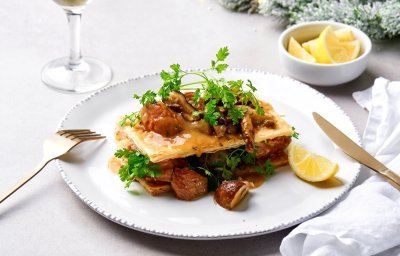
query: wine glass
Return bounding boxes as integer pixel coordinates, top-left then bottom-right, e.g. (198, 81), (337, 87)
(41, 0), (112, 93)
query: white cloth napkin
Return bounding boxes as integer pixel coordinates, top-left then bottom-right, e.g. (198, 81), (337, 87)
(280, 77), (400, 256)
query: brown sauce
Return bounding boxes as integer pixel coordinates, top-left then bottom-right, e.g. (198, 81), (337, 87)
(238, 172), (266, 188)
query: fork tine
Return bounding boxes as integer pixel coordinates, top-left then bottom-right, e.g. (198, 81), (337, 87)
(58, 129), (91, 136)
(79, 135), (106, 141)
(64, 131), (96, 138)
(73, 133), (102, 139)
(57, 129), (105, 141)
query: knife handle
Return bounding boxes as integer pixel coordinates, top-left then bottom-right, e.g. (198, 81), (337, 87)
(383, 177), (400, 190)
(379, 169), (400, 190)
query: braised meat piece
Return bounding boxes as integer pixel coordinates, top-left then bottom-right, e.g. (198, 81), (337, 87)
(140, 102), (185, 137)
(171, 168), (208, 201)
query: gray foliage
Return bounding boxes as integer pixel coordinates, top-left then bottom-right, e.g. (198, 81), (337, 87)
(220, 0), (400, 39)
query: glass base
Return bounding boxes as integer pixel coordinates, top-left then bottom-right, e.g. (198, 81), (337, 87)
(41, 56), (112, 93)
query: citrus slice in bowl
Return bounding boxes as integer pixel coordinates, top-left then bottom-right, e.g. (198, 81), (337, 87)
(334, 28), (355, 42)
(314, 26), (361, 64)
(288, 143), (339, 182)
(288, 37), (316, 63)
(302, 38), (317, 54)
(339, 40), (361, 61)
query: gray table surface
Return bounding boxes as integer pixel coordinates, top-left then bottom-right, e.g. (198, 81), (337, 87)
(1, 0), (399, 255)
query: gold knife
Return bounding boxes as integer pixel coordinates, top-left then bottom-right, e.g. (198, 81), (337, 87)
(312, 112), (400, 190)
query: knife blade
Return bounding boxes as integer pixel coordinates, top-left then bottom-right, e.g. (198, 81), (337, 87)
(312, 112), (400, 189)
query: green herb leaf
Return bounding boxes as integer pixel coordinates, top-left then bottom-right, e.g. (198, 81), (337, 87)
(134, 90), (157, 106)
(246, 79), (257, 92)
(192, 88), (201, 105)
(114, 149), (161, 188)
(126, 46), (265, 129)
(215, 63), (229, 73)
(119, 112), (141, 127)
(292, 126), (300, 139)
(158, 66), (182, 99)
(255, 159), (276, 178)
(227, 106), (247, 125)
(204, 99), (221, 126)
(228, 80), (244, 92)
(216, 46), (229, 62)
(241, 151), (256, 165)
(170, 63), (181, 73)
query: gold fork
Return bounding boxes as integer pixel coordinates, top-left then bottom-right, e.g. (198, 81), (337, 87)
(0, 129), (105, 204)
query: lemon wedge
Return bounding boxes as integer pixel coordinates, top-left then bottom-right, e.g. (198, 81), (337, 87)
(334, 28), (355, 42)
(288, 37), (316, 63)
(302, 39), (317, 54)
(288, 143), (339, 182)
(339, 40), (361, 61)
(302, 28), (354, 54)
(314, 26), (361, 64)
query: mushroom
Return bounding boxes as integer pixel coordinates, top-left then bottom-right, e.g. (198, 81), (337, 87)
(244, 106), (276, 128)
(214, 180), (250, 210)
(213, 125), (227, 137)
(190, 119), (213, 135)
(163, 91), (200, 121)
(240, 111), (255, 152)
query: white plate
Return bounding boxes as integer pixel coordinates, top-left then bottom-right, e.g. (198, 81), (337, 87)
(57, 69), (360, 239)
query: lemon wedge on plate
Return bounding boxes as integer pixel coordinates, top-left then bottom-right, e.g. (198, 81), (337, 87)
(288, 143), (339, 182)
(314, 26), (360, 64)
(288, 37), (316, 63)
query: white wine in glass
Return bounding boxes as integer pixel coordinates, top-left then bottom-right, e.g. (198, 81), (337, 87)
(41, 0), (112, 93)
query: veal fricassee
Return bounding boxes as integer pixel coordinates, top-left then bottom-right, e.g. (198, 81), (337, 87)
(108, 47), (295, 210)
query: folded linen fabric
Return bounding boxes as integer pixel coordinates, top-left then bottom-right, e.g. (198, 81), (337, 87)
(280, 77), (400, 256)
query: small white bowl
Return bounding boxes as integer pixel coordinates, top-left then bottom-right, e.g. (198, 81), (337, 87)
(278, 21), (371, 86)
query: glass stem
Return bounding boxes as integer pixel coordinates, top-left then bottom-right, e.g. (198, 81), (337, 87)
(66, 11), (82, 68)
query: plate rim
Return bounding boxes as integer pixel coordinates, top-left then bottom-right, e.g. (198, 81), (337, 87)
(56, 68), (361, 240)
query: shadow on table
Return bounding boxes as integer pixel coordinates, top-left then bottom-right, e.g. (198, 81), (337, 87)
(99, 214), (294, 256)
(0, 178), (58, 219)
(310, 69), (376, 97)
(130, 229), (293, 256)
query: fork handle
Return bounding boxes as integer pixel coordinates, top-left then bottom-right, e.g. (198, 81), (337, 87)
(0, 159), (50, 204)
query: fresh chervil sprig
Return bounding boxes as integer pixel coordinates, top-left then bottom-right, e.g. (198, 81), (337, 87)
(256, 159), (276, 179)
(119, 112), (140, 127)
(133, 90), (156, 106)
(213, 148), (256, 180)
(158, 64), (182, 99)
(203, 99), (221, 126)
(291, 126), (300, 139)
(115, 149), (161, 188)
(126, 46), (265, 127)
(211, 46), (229, 73)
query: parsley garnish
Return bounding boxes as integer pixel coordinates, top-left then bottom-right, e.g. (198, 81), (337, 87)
(119, 112), (140, 127)
(187, 146), (278, 190)
(203, 99), (221, 126)
(126, 46), (264, 127)
(291, 126), (300, 139)
(211, 148), (256, 180)
(228, 106), (247, 125)
(114, 149), (161, 188)
(255, 159), (276, 179)
(134, 90), (156, 106)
